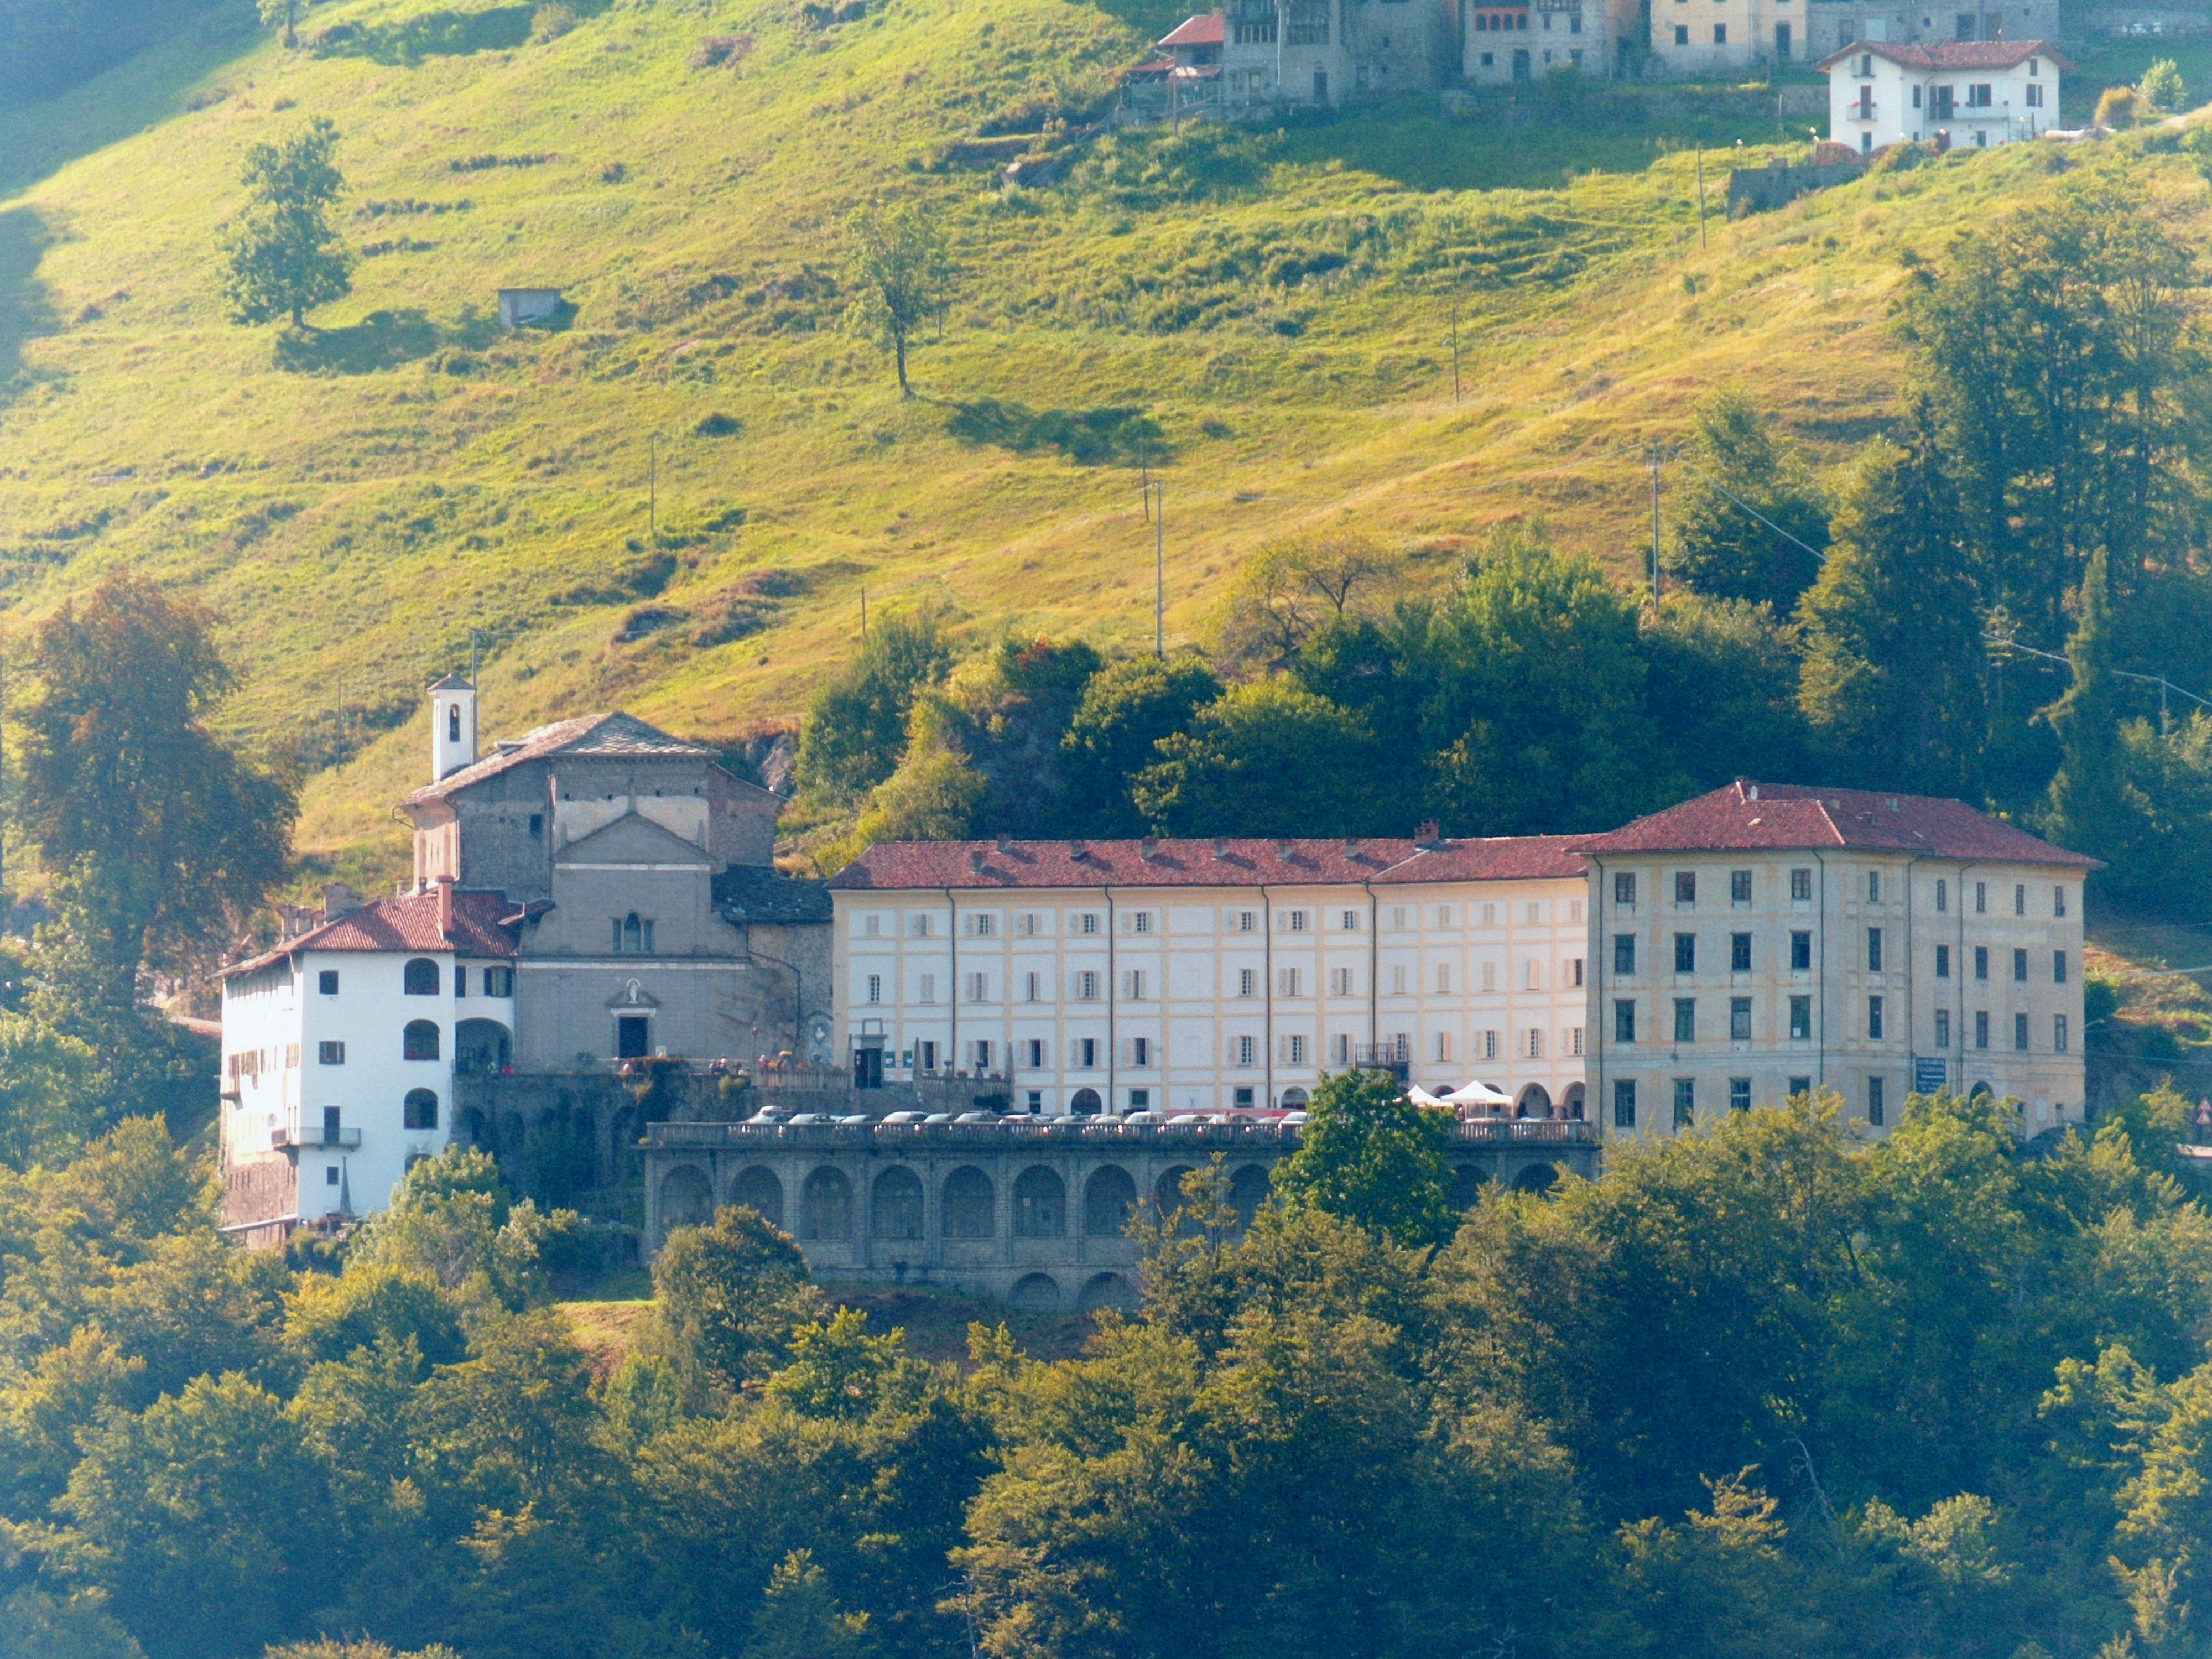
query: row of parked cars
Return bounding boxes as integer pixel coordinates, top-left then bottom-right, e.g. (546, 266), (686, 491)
(742, 1107), (1312, 1128)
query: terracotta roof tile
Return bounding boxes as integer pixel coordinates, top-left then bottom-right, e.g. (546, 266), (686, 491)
(1815, 38), (2068, 71)
(826, 836), (1587, 892)
(1565, 781), (2099, 867)
(1160, 12), (1225, 45)
(224, 891), (519, 977)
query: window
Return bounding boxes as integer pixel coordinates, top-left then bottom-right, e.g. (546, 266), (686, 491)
(1079, 1038), (1097, 1068)
(1080, 913), (1100, 935)
(2050, 949), (2068, 986)
(1673, 23), (1687, 42)
(1791, 931), (1812, 971)
(1484, 1029), (1498, 1060)
(1731, 933), (1751, 972)
(1974, 946), (1989, 981)
(454, 966), (468, 999)
(1789, 996), (1811, 1040)
(2012, 949), (2028, 984)
(1392, 965), (1408, 995)
(403, 958), (440, 996)
(1975, 1010), (1990, 1049)
(1333, 967), (1356, 996)
(1935, 878), (1948, 912)
(1438, 964), (1453, 994)
(1570, 899), (1584, 923)
(1571, 958), (1585, 987)
(319, 970), (339, 995)
(1526, 960), (1542, 990)
(1392, 907), (1408, 929)
(1526, 901), (1542, 925)
(1868, 1077), (1885, 1127)
(1572, 1027), (1585, 1056)
(1729, 1076), (1751, 1112)
(1731, 870), (1752, 903)
(1130, 912), (1148, 934)
(1615, 1079), (1637, 1128)
(1436, 906), (1452, 927)
(1233, 1086), (1256, 1107)
(529, 813), (543, 839)
(1935, 1008), (1950, 1047)
(1867, 928), (1883, 973)
(1130, 1037), (1149, 1068)
(912, 913), (931, 937)
(974, 912), (996, 937)
(2055, 1015), (2069, 1052)
(1675, 933), (1696, 974)
(1026, 1090), (1043, 1112)
(1968, 81), (1992, 105)
(2015, 1012), (2029, 1052)
(2054, 885), (2067, 918)
(2015, 884), (2026, 917)
(970, 972), (991, 1002)
(1791, 868), (1812, 902)
(1288, 911), (1308, 932)
(1975, 881), (1987, 914)
(1868, 996), (1884, 1041)
(1439, 1032), (1455, 1063)
(920, 974), (936, 1003)
(327, 1166), (340, 1187)
(1282, 968), (1302, 996)
(1615, 872), (1637, 907)
(1868, 871), (1882, 904)
(1615, 1000), (1637, 1043)
(1122, 970), (1144, 1000)
(1237, 1034), (1257, 1066)
(1675, 872), (1696, 905)
(318, 1041), (345, 1065)
(1331, 1033), (1351, 1065)
(1711, 22), (1725, 40)
(1236, 911), (1257, 933)
(404, 1089), (439, 1130)
(1342, 910), (1361, 932)
(612, 914), (654, 954)
(1674, 998), (1696, 1043)
(1285, 1034), (1308, 1065)
(1239, 968), (1257, 997)
(1615, 935), (1636, 975)
(483, 966), (512, 998)
(867, 974), (882, 1004)
(1078, 971), (1099, 1001)
(1937, 945), (1950, 979)
(1019, 913), (1039, 936)
(1026, 1039), (1045, 1068)
(403, 1020), (440, 1061)
(918, 1040), (939, 1071)
(1790, 1075), (1812, 1098)
(1526, 1028), (1544, 1060)
(1024, 972), (1040, 1002)
(1674, 1078), (1696, 1128)
(1913, 82), (1923, 107)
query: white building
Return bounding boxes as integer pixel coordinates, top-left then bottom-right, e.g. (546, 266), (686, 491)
(220, 880), (520, 1244)
(1569, 781), (2094, 1142)
(827, 835), (1594, 1117)
(1817, 39), (2064, 152)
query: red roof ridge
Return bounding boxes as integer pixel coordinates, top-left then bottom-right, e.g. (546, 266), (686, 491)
(1814, 38), (2068, 72)
(223, 888), (520, 977)
(828, 834), (1588, 890)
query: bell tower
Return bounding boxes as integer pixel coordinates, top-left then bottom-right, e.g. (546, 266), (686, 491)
(428, 674), (477, 781)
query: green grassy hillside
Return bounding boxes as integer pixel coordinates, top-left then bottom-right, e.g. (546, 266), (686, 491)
(0, 0), (2195, 887)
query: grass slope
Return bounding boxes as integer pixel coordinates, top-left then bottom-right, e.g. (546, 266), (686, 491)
(0, 0), (2196, 888)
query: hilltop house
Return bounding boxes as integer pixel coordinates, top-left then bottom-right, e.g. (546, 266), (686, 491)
(1465, 0), (1642, 83)
(1130, 2), (1462, 110)
(1817, 39), (2064, 150)
(1647, 0), (2058, 76)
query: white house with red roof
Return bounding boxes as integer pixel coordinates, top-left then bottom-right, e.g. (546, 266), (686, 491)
(1568, 781), (2095, 1143)
(827, 833), (1594, 1117)
(1818, 38), (2064, 151)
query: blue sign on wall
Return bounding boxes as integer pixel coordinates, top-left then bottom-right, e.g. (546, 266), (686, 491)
(1914, 1056), (1948, 1094)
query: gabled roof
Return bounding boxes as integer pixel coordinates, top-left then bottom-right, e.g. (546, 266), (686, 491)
(401, 711), (722, 807)
(224, 890), (519, 978)
(555, 810), (714, 868)
(1160, 12), (1224, 45)
(826, 836), (1587, 892)
(1815, 38), (2068, 72)
(1565, 781), (2099, 868)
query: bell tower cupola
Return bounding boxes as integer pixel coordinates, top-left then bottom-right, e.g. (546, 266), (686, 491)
(428, 674), (477, 781)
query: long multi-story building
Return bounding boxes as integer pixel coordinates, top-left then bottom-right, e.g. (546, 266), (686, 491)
(826, 835), (1594, 1117)
(1569, 781), (2094, 1142)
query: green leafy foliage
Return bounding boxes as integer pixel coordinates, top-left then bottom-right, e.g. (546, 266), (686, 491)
(1270, 1068), (1455, 1250)
(221, 118), (355, 327)
(1664, 389), (1830, 612)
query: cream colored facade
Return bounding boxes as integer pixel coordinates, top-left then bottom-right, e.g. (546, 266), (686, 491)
(830, 840), (1594, 1116)
(1581, 850), (2086, 1140)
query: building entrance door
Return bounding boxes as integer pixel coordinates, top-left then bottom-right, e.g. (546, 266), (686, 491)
(854, 1045), (884, 1089)
(1312, 69), (1328, 101)
(617, 1016), (650, 1059)
(1512, 48), (1531, 80)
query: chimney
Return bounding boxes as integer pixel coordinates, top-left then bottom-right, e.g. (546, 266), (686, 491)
(435, 875), (455, 939)
(1415, 819), (1440, 847)
(321, 882), (360, 923)
(969, 849), (987, 875)
(428, 674), (478, 782)
(1138, 836), (1157, 861)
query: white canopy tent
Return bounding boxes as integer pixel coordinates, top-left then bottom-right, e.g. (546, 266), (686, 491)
(1440, 1079), (1514, 1110)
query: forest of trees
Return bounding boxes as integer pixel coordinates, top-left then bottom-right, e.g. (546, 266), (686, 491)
(798, 168), (2212, 917)
(1, 1081), (2211, 1658)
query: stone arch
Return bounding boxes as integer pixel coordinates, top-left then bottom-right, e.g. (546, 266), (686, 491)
(801, 1167), (853, 1240)
(872, 1166), (924, 1241)
(1069, 1087), (1103, 1115)
(729, 1165), (783, 1228)
(1083, 1166), (1137, 1236)
(403, 1088), (439, 1131)
(1008, 1272), (1062, 1310)
(1227, 1164), (1271, 1231)
(943, 1166), (996, 1240)
(1449, 1163), (1485, 1212)
(1970, 1079), (1994, 1099)
(1515, 1083), (1552, 1119)
(660, 1164), (714, 1231)
(1078, 1272), (1138, 1313)
(455, 1018), (511, 1074)
(403, 957), (440, 996)
(1511, 1162), (1559, 1197)
(1154, 1164), (1195, 1215)
(1013, 1167), (1066, 1237)
(498, 1111), (527, 1158)
(455, 1106), (488, 1150)
(1562, 1081), (1586, 1121)
(1279, 1086), (1309, 1109)
(403, 1020), (441, 1062)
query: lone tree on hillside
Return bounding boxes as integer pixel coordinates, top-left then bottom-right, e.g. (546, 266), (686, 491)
(220, 118), (354, 329)
(258, 0), (316, 48)
(843, 203), (952, 398)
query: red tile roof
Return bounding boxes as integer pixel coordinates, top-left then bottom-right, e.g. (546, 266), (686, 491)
(400, 711), (724, 807)
(1815, 38), (2068, 72)
(827, 835), (1588, 892)
(224, 890), (519, 977)
(1160, 12), (1224, 45)
(1565, 781), (2098, 867)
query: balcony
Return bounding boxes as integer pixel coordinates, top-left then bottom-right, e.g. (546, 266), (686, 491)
(272, 1126), (362, 1151)
(1353, 1039), (1412, 1080)
(1849, 102), (1877, 121)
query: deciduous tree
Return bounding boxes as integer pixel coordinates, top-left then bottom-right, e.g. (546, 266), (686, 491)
(220, 118), (354, 328)
(842, 205), (951, 398)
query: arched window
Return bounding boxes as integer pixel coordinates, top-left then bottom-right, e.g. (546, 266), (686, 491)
(942, 1167), (996, 1239)
(872, 1167), (924, 1241)
(403, 1089), (439, 1130)
(1083, 1167), (1137, 1236)
(403, 1020), (441, 1061)
(447, 703), (461, 742)
(1013, 1167), (1066, 1238)
(731, 1165), (783, 1228)
(801, 1167), (852, 1241)
(403, 958), (440, 996)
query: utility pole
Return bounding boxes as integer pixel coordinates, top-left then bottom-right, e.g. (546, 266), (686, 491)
(468, 627), (482, 688)
(648, 435), (658, 544)
(1141, 439), (1151, 521)
(860, 587), (868, 636)
(1647, 444), (1665, 600)
(1450, 305), (1462, 403)
(1149, 482), (1166, 657)
(1695, 149), (1708, 249)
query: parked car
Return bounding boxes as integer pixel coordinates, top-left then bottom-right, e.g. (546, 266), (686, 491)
(880, 1111), (928, 1124)
(1121, 1110), (1167, 1125)
(785, 1113), (834, 1126)
(744, 1110), (787, 1125)
(953, 1111), (998, 1124)
(923, 1112), (954, 1125)
(836, 1114), (872, 1126)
